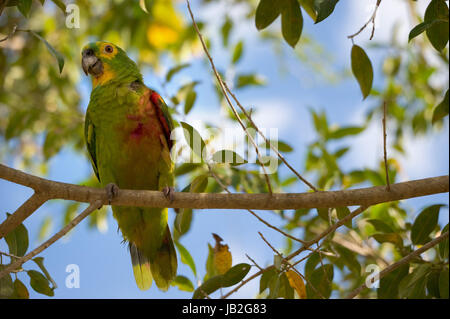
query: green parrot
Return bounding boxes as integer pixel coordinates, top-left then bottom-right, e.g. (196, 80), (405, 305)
(81, 41), (177, 291)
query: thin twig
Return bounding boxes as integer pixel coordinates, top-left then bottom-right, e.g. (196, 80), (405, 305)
(186, 0), (275, 194)
(346, 231), (449, 299)
(0, 200), (102, 280)
(222, 81), (318, 192)
(347, 0), (382, 42)
(245, 254), (263, 271)
(382, 101), (391, 191)
(209, 164), (307, 244)
(222, 206), (369, 298)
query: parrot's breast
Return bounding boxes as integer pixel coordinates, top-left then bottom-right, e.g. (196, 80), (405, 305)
(94, 89), (167, 191)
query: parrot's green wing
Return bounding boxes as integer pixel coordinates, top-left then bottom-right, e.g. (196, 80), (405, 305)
(84, 112), (100, 181)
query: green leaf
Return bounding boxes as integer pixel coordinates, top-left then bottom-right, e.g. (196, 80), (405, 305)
(398, 264), (431, 299)
(316, 207), (329, 221)
(411, 204), (444, 245)
(305, 252), (321, 278)
(221, 263), (251, 287)
(29, 31), (65, 73)
(27, 270), (54, 297)
(378, 264), (409, 298)
(306, 264), (334, 299)
(172, 275), (194, 292)
(17, 0), (32, 17)
(300, 0), (317, 21)
(327, 126), (365, 140)
(372, 233), (403, 248)
(439, 268), (449, 299)
(336, 207), (351, 228)
(192, 275), (223, 299)
(212, 150), (247, 166)
(263, 140), (294, 153)
(439, 223), (449, 260)
(0, 265), (14, 298)
(255, 0), (281, 30)
(232, 41), (244, 64)
(175, 241), (197, 277)
(281, 0), (304, 48)
(424, 0), (449, 52)
(278, 272), (295, 299)
(268, 274), (281, 299)
(409, 21), (439, 42)
(351, 45), (373, 100)
(51, 0), (66, 12)
(180, 121), (206, 161)
(366, 219), (395, 233)
(190, 174), (208, 193)
(427, 270), (442, 298)
(314, 0), (339, 24)
(12, 279), (29, 299)
(4, 213), (29, 257)
(174, 208), (193, 237)
(166, 64), (190, 82)
(184, 89), (197, 115)
(260, 267), (277, 293)
(204, 243), (216, 281)
(32, 257), (56, 289)
(236, 74), (266, 88)
(432, 89), (449, 124)
(221, 16), (233, 47)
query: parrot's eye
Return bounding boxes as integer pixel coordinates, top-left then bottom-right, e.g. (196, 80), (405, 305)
(104, 45), (114, 54)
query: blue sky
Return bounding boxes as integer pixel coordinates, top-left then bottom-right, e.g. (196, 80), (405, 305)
(0, 0), (448, 298)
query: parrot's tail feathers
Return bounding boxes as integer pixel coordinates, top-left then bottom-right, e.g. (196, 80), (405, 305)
(150, 226), (178, 291)
(129, 243), (153, 291)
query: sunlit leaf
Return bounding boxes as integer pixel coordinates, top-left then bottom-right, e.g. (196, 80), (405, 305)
(351, 45), (373, 100)
(212, 150), (247, 166)
(29, 31), (65, 73)
(172, 275), (194, 292)
(175, 241), (197, 277)
(27, 270), (54, 297)
(232, 41), (244, 64)
(314, 0), (339, 24)
(432, 90), (449, 124)
(411, 204), (444, 245)
(255, 0), (281, 30)
(281, 0), (303, 48)
(4, 213), (29, 257)
(424, 0), (449, 52)
(17, 0), (32, 17)
(184, 89), (197, 115)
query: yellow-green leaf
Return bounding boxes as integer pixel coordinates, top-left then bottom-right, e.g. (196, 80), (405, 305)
(351, 45), (373, 100)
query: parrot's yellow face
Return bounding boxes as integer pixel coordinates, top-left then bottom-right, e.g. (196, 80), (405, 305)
(81, 41), (140, 87)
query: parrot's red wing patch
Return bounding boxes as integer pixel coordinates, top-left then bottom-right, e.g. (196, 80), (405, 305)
(150, 91), (173, 149)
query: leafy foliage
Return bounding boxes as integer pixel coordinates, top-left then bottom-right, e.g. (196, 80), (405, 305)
(0, 0), (448, 299)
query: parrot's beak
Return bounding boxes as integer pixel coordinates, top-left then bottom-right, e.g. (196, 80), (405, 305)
(82, 49), (103, 76)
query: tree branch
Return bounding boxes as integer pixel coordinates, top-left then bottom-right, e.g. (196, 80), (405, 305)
(0, 192), (48, 239)
(1, 163), (448, 239)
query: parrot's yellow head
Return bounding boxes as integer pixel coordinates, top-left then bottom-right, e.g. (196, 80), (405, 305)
(81, 41), (142, 88)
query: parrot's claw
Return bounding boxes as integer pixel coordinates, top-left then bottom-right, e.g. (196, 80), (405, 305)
(105, 183), (119, 205)
(162, 186), (175, 203)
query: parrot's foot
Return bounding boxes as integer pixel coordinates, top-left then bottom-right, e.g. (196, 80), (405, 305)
(162, 186), (175, 203)
(105, 183), (119, 204)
